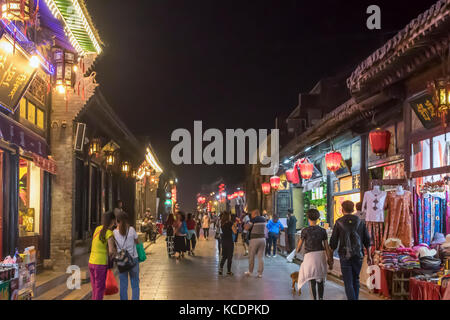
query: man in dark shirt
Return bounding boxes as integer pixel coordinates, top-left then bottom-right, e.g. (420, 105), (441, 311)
(330, 200), (371, 300)
(286, 209), (297, 253)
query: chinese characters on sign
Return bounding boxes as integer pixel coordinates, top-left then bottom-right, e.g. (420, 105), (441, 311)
(0, 34), (36, 113)
(409, 93), (441, 129)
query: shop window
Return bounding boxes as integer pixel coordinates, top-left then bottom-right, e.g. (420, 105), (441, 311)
(18, 97), (45, 130)
(411, 139), (431, 172)
(18, 158), (42, 237)
(351, 140), (361, 171)
(432, 133), (450, 169)
(333, 193), (361, 223)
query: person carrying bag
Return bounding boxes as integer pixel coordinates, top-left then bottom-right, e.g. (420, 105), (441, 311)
(113, 211), (140, 300)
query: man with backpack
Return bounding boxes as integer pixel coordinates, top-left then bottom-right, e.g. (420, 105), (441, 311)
(330, 200), (371, 300)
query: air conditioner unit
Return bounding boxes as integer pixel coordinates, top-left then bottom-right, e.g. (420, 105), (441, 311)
(74, 122), (86, 152)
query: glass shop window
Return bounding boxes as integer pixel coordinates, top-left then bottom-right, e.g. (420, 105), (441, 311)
(432, 133), (450, 168)
(18, 158), (42, 236)
(411, 139), (431, 172)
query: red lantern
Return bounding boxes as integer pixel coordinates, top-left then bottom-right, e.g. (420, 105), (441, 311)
(369, 128), (391, 156)
(270, 176), (280, 190)
(297, 158), (314, 180)
(227, 195), (232, 200)
(238, 190), (245, 197)
(261, 182), (271, 195)
(325, 151), (342, 172)
(285, 166), (300, 184)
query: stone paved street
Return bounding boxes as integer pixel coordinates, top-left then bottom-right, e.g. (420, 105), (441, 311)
(105, 230), (375, 300)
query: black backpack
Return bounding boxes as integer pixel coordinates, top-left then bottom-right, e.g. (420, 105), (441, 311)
(338, 218), (363, 260)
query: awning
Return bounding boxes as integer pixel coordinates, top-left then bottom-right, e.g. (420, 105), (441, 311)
(0, 111), (49, 157)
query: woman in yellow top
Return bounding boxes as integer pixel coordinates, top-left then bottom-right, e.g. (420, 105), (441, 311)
(89, 211), (116, 300)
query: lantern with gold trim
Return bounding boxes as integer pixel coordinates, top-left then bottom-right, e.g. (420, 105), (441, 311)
(89, 138), (101, 156)
(53, 48), (76, 94)
(1, 0), (31, 22)
(105, 151), (115, 168)
(429, 77), (450, 125)
(121, 161), (131, 176)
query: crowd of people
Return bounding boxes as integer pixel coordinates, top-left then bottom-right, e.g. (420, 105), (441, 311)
(87, 199), (372, 301)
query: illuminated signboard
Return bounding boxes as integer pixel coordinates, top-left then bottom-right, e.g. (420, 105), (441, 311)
(0, 33), (37, 113)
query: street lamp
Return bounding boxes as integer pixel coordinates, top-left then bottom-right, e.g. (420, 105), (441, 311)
(121, 161), (130, 175)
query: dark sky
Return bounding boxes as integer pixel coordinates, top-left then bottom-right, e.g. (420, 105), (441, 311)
(86, 0), (437, 212)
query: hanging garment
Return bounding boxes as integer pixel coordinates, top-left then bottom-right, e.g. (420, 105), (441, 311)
(366, 221), (384, 257)
(384, 191), (413, 248)
(417, 193), (424, 245)
(446, 191), (450, 235)
(424, 196), (432, 245)
(362, 190), (387, 222)
(413, 189), (418, 245)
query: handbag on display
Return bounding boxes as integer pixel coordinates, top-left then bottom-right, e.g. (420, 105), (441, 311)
(114, 228), (136, 273)
(104, 269), (118, 295)
(136, 242), (147, 263)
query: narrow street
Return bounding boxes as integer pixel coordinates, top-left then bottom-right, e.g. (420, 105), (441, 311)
(105, 230), (374, 300)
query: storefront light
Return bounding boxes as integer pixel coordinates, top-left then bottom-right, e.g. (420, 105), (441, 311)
(89, 138), (101, 155)
(121, 161), (130, 174)
(105, 151), (115, 167)
(56, 84), (66, 94)
(29, 55), (40, 68)
(2, 0), (30, 21)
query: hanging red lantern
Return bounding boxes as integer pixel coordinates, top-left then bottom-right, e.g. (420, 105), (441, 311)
(238, 190), (245, 197)
(261, 182), (271, 195)
(369, 128), (391, 155)
(285, 166), (300, 184)
(270, 176), (280, 190)
(325, 151), (342, 172)
(297, 158), (314, 180)
(227, 195), (232, 200)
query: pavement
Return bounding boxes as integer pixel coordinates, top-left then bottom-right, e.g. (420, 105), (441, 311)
(104, 230), (377, 300)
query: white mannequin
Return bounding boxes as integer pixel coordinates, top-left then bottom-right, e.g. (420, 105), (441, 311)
(396, 186), (405, 196)
(373, 185), (381, 195)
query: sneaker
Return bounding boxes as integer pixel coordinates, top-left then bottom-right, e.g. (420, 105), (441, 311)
(273, 254), (277, 258)
(219, 269), (223, 275)
(227, 271), (234, 276)
(244, 271), (252, 277)
(257, 274), (262, 278)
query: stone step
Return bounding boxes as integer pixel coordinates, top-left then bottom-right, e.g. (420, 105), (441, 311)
(34, 271), (67, 298)
(63, 283), (92, 300)
(35, 282), (72, 300)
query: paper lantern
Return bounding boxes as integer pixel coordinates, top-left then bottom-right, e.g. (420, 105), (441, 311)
(270, 176), (280, 190)
(261, 182), (271, 195)
(285, 166), (300, 184)
(369, 128), (391, 155)
(325, 151), (342, 172)
(297, 158), (314, 180)
(238, 190), (245, 197)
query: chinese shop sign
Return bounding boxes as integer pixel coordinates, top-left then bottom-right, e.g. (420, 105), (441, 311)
(0, 34), (36, 113)
(409, 92), (441, 129)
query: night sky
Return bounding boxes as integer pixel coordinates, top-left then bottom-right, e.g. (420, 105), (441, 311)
(86, 0), (437, 213)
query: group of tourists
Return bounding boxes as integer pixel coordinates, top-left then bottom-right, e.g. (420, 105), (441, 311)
(165, 211), (201, 259)
(88, 206), (141, 301)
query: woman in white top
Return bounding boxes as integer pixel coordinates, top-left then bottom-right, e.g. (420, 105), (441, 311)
(202, 214), (211, 240)
(114, 211), (140, 300)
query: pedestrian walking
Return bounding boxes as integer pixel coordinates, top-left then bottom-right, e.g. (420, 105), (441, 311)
(266, 214), (284, 257)
(165, 213), (175, 257)
(244, 209), (267, 278)
(219, 212), (237, 276)
(141, 217), (152, 242)
(330, 200), (372, 300)
(186, 213), (197, 256)
(241, 212), (250, 256)
(296, 209), (334, 300)
(215, 214), (222, 255)
(195, 213), (202, 239)
(113, 211), (140, 300)
(88, 211), (116, 300)
(287, 209), (297, 253)
(174, 211), (188, 260)
(202, 213), (211, 240)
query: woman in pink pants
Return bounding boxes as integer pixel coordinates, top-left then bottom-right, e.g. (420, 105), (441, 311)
(88, 211), (116, 300)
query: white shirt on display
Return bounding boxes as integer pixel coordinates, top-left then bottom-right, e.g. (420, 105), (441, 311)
(362, 189), (387, 222)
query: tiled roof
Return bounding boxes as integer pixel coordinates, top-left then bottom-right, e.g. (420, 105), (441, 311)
(347, 0), (450, 93)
